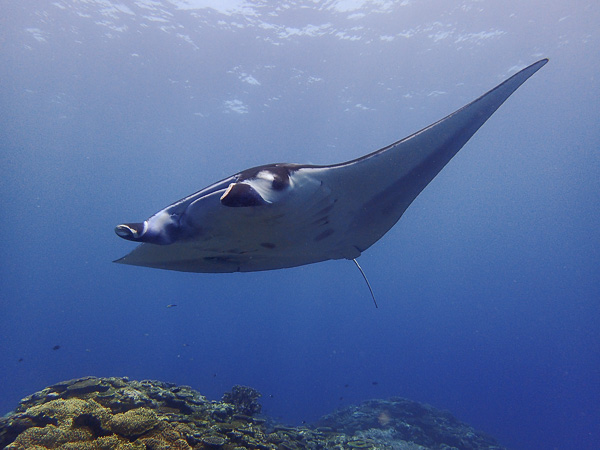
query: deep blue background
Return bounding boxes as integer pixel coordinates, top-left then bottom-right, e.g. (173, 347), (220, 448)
(1, 1), (599, 449)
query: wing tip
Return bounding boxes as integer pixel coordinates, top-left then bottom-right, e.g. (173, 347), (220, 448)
(516, 58), (549, 81)
(530, 57), (549, 72)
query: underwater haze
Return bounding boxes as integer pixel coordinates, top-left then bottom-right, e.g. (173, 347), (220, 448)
(1, 1), (599, 449)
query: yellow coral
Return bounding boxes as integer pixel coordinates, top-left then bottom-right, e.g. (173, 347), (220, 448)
(22, 398), (109, 427)
(5, 423), (93, 449)
(138, 436), (191, 450)
(107, 408), (159, 437)
(137, 421), (192, 449)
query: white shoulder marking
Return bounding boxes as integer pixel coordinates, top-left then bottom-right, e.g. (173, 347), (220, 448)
(147, 210), (175, 233)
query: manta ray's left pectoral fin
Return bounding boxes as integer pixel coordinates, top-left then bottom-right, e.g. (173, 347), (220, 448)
(220, 182), (270, 207)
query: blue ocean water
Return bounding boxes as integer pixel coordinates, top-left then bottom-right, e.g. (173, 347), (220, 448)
(1, 1), (598, 449)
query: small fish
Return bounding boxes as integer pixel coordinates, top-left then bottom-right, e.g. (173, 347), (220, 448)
(52, 345), (61, 351)
(166, 304), (177, 308)
(372, 381), (378, 386)
(18, 358), (23, 362)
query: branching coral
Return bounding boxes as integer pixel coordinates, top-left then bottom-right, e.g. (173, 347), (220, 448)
(221, 385), (262, 416)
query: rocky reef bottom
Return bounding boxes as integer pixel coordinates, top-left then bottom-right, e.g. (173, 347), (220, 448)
(0, 377), (504, 449)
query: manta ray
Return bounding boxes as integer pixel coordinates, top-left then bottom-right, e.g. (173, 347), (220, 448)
(115, 59), (547, 301)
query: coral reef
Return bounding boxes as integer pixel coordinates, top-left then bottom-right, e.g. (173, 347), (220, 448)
(315, 398), (504, 449)
(0, 376), (505, 449)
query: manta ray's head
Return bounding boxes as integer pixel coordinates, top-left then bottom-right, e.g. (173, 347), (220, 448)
(115, 211), (179, 245)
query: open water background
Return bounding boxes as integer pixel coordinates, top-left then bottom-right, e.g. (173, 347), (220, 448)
(1, 1), (599, 448)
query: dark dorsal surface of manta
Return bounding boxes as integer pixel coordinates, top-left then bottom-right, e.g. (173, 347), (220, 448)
(115, 59), (548, 273)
